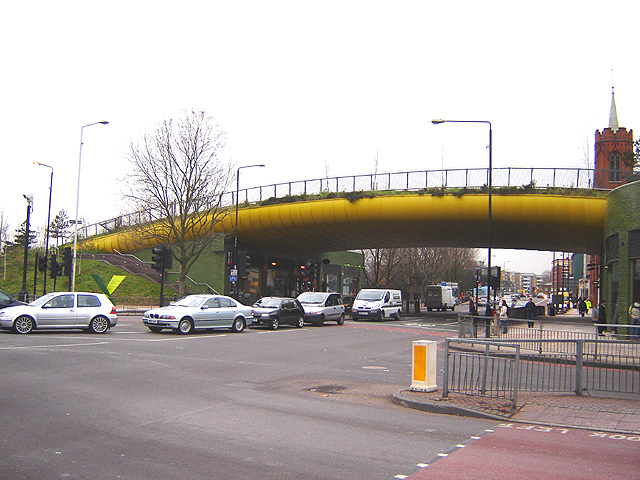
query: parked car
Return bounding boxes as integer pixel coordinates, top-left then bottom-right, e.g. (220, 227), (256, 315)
(0, 289), (24, 310)
(251, 297), (305, 330)
(0, 292), (117, 334)
(143, 294), (253, 334)
(296, 292), (345, 326)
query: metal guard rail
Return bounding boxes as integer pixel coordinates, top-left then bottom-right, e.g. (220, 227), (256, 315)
(77, 166), (616, 239)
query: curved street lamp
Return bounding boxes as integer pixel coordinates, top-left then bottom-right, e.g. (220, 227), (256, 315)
(72, 121), (108, 292)
(432, 119), (493, 318)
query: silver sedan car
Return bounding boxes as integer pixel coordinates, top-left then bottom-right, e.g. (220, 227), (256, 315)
(0, 292), (117, 334)
(143, 294), (254, 334)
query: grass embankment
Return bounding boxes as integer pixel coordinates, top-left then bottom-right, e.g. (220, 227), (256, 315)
(0, 246), (160, 303)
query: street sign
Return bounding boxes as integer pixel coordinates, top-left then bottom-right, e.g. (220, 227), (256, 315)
(230, 269), (238, 282)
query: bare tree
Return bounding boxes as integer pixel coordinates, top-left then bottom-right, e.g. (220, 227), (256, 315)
(362, 246), (479, 298)
(124, 110), (233, 296)
(0, 211), (10, 252)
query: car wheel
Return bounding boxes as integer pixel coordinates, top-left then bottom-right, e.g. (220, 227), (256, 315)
(148, 326), (163, 333)
(395, 310), (401, 320)
(337, 313), (345, 325)
(178, 318), (194, 334)
(315, 315), (325, 326)
(379, 311), (385, 322)
(295, 315), (304, 328)
(231, 317), (245, 333)
(13, 315), (34, 334)
(89, 316), (110, 334)
(271, 316), (279, 330)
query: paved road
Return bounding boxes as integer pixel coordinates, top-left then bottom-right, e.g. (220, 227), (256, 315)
(1, 313), (637, 479)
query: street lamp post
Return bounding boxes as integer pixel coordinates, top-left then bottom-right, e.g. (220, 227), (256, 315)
(19, 195), (33, 302)
(72, 121), (108, 292)
(233, 164), (265, 298)
(34, 162), (53, 295)
(432, 119), (493, 317)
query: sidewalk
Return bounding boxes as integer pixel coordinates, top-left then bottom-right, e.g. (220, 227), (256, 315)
(392, 309), (640, 435)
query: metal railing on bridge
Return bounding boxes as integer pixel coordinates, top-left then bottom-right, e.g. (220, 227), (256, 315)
(75, 166), (615, 239)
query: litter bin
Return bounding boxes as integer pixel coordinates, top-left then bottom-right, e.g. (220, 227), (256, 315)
(548, 304), (555, 316)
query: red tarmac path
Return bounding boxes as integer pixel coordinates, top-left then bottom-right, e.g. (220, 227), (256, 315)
(402, 422), (640, 480)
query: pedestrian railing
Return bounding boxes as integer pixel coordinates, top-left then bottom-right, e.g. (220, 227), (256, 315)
(444, 337), (640, 408)
(76, 166), (615, 239)
(458, 314), (640, 358)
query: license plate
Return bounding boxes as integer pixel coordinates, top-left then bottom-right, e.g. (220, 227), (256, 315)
(360, 312), (368, 315)
(147, 318), (157, 324)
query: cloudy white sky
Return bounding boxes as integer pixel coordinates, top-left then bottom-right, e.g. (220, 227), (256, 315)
(2, 1), (638, 275)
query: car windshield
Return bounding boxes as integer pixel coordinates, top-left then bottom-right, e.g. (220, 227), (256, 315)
(297, 292), (327, 304)
(174, 295), (207, 307)
(254, 298), (281, 308)
(356, 291), (384, 301)
(29, 292), (58, 307)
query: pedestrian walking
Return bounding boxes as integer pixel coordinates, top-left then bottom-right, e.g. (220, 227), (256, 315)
(525, 297), (536, 328)
(499, 299), (509, 335)
(585, 298), (592, 315)
(629, 301), (640, 340)
(597, 301), (606, 336)
(578, 297), (586, 317)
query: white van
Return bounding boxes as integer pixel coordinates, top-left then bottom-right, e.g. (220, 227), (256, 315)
(352, 289), (402, 321)
(425, 285), (456, 312)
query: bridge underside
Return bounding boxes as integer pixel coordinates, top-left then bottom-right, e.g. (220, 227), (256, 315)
(89, 193), (606, 256)
(235, 194), (605, 254)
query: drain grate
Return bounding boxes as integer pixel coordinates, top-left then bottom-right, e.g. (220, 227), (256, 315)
(306, 384), (348, 395)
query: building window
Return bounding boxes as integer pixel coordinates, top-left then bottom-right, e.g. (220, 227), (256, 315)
(609, 152), (621, 182)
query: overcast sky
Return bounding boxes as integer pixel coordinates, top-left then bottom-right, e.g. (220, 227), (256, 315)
(2, 1), (638, 275)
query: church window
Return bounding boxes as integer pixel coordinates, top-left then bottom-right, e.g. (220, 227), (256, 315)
(609, 152), (621, 182)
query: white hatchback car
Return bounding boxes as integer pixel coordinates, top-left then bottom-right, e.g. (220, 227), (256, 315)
(0, 292), (117, 334)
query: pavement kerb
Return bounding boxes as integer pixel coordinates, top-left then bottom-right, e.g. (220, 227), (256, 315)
(391, 389), (640, 435)
(391, 390), (510, 421)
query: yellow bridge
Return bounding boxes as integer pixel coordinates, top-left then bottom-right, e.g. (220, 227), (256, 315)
(87, 193), (606, 255)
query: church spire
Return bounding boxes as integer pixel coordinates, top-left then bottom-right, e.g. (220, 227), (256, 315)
(608, 87), (619, 132)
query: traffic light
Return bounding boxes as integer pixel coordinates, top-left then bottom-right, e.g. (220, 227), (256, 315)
(38, 254), (47, 272)
(63, 246), (72, 276)
(49, 254), (59, 279)
(151, 247), (164, 271)
(163, 247), (173, 270)
(237, 251), (250, 278)
(306, 261), (317, 278)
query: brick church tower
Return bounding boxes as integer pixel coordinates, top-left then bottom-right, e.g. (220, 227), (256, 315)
(594, 89), (634, 189)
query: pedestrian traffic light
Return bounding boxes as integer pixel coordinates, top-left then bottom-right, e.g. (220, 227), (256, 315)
(38, 254), (47, 272)
(49, 254), (59, 279)
(151, 247), (164, 271)
(237, 251), (250, 278)
(63, 246), (72, 276)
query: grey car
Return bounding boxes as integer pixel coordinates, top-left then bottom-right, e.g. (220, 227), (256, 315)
(143, 294), (254, 334)
(296, 292), (345, 326)
(0, 292), (117, 334)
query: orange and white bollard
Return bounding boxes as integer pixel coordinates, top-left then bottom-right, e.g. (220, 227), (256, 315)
(410, 340), (437, 392)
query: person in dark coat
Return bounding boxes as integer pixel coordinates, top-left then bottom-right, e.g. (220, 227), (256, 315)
(597, 301), (606, 335)
(525, 297), (536, 328)
(578, 298), (587, 317)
